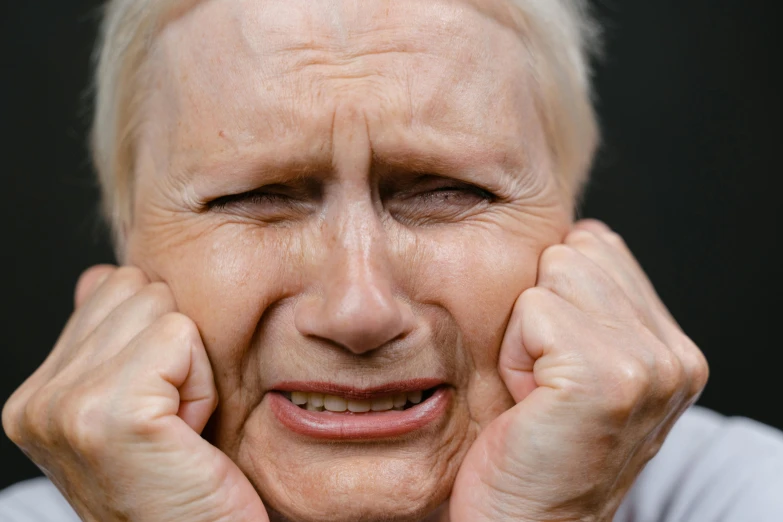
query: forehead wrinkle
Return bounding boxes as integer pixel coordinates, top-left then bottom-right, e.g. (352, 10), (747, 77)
(144, 0), (538, 191)
(234, 0), (526, 59)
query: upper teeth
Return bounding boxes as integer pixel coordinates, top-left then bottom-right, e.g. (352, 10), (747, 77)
(289, 391), (424, 412)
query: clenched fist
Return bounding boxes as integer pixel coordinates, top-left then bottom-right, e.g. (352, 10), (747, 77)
(450, 220), (709, 521)
(1, 266), (268, 522)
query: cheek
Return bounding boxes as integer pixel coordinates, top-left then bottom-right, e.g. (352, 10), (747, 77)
(127, 221), (304, 417)
(403, 225), (548, 365)
(399, 215), (567, 424)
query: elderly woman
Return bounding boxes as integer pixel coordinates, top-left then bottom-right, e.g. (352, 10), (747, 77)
(2, 0), (782, 521)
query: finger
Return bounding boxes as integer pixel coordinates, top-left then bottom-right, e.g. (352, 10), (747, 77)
(65, 266), (151, 348)
(568, 224), (709, 417)
(575, 222), (709, 399)
(573, 220), (676, 325)
(74, 265), (117, 309)
(663, 332), (710, 403)
(31, 267), (152, 385)
(65, 282), (178, 371)
(498, 290), (538, 403)
(574, 220), (643, 274)
(6, 267), (153, 426)
(499, 287), (592, 403)
(565, 228), (670, 339)
(536, 243), (637, 324)
(116, 313), (218, 434)
(565, 228), (647, 309)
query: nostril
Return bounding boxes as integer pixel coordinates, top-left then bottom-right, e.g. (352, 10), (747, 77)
(293, 236), (416, 354)
(295, 290), (413, 355)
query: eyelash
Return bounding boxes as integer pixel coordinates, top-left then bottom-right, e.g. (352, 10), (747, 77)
(206, 184), (497, 213)
(411, 185), (496, 202)
(207, 191), (292, 210)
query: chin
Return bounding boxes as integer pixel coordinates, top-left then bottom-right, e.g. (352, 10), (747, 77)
(263, 457), (452, 522)
(234, 390), (475, 522)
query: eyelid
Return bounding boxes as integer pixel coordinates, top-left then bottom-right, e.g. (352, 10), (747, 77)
(382, 174), (497, 200)
(204, 176), (497, 213)
(207, 189), (292, 210)
(433, 184), (495, 199)
(400, 182), (496, 202)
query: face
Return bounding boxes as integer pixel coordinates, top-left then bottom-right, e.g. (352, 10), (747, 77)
(126, 0), (572, 520)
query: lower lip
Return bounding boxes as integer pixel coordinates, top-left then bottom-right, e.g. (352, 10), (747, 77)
(269, 387), (452, 440)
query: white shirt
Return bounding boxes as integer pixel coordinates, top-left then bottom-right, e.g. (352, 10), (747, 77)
(2, 407), (782, 521)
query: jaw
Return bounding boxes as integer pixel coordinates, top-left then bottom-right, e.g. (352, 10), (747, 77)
(258, 453), (462, 522)
(228, 391), (480, 522)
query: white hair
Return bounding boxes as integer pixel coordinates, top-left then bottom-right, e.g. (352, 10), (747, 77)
(91, 0), (600, 250)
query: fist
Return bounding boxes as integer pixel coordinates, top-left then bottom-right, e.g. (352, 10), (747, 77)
(451, 220), (709, 521)
(2, 266), (267, 522)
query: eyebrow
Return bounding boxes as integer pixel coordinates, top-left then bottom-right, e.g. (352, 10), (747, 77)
(171, 119), (529, 201)
(173, 144), (334, 189)
(370, 124), (530, 182)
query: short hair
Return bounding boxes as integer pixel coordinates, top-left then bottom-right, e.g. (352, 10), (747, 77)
(91, 0), (600, 253)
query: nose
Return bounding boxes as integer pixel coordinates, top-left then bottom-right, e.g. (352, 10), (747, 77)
(295, 206), (414, 355)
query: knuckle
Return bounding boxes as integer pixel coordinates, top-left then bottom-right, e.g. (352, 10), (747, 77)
(59, 390), (108, 454)
(14, 384), (62, 447)
(654, 349), (685, 397)
(565, 229), (602, 251)
(671, 333), (710, 395)
(22, 388), (53, 436)
(518, 286), (555, 307)
(604, 231), (627, 249)
(578, 218), (612, 232)
(603, 358), (651, 416)
(156, 312), (201, 346)
(110, 266), (150, 294)
(2, 393), (24, 444)
(138, 282), (178, 315)
(684, 345), (710, 396)
(516, 287), (560, 346)
(694, 352), (710, 386)
(539, 244), (581, 277)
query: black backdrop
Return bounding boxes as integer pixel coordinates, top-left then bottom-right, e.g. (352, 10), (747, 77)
(1, 1), (780, 490)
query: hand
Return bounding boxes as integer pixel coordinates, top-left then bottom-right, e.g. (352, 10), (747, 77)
(449, 220), (709, 522)
(2, 266), (268, 522)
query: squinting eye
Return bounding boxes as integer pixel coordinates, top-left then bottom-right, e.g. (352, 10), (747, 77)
(204, 186), (318, 224)
(416, 186), (495, 202)
(207, 190), (292, 210)
(385, 182), (496, 225)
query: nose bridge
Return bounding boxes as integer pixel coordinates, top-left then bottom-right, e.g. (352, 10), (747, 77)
(294, 101), (413, 354)
(309, 198), (410, 353)
(328, 199), (388, 300)
(325, 95), (391, 314)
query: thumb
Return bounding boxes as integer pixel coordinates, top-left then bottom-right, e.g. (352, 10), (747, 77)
(74, 265), (117, 308)
(498, 292), (538, 404)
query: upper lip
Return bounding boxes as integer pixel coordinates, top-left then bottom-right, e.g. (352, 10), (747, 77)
(271, 378), (445, 401)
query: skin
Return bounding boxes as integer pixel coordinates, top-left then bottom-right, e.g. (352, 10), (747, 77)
(2, 0), (708, 521)
(133, 0), (563, 517)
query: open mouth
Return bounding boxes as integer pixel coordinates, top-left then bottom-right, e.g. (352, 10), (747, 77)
(269, 381), (451, 439)
(281, 387), (439, 413)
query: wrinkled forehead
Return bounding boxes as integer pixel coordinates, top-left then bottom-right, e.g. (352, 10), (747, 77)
(154, 0), (528, 69)
(144, 0), (543, 174)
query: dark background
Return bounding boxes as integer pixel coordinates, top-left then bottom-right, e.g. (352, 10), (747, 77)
(1, 0), (779, 490)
